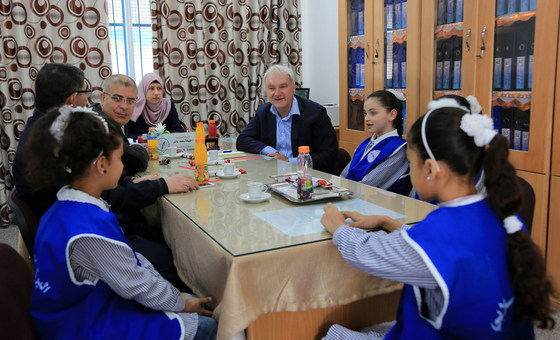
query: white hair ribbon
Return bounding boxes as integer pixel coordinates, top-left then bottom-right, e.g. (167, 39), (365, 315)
(49, 105), (73, 143)
(50, 105), (107, 143)
(460, 113), (497, 147)
(387, 89), (406, 102)
(503, 215), (523, 235)
(465, 95), (482, 114)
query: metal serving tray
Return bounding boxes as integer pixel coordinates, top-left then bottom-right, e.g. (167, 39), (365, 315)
(266, 182), (353, 203)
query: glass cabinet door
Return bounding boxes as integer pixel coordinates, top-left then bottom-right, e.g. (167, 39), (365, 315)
(490, 0), (536, 152)
(433, 0), (464, 98)
(384, 0), (408, 133)
(346, 0), (365, 131)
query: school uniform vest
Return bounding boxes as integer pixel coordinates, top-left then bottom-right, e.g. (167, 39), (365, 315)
(32, 200), (184, 340)
(346, 136), (408, 194)
(386, 198), (534, 339)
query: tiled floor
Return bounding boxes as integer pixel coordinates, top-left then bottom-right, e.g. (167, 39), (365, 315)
(2, 224), (559, 338)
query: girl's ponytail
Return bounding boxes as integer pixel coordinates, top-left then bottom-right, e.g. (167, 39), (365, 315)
(484, 133), (556, 328)
(483, 134), (520, 219)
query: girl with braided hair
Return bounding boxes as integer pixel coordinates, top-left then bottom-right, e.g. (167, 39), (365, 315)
(321, 102), (556, 339)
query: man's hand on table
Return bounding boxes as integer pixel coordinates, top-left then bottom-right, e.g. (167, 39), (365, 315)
(165, 174), (200, 193)
(267, 152), (289, 162)
(180, 293), (213, 317)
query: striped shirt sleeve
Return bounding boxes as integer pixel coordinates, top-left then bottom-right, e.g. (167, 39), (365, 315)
(68, 236), (185, 312)
(332, 225), (439, 288)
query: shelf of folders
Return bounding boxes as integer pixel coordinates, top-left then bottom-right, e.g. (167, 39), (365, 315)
(434, 22), (463, 92)
(385, 28), (407, 89)
(348, 35), (366, 89)
(493, 13), (535, 93)
(491, 91), (531, 152)
(436, 0), (464, 26)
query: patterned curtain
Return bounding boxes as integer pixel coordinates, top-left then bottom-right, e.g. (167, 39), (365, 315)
(0, 0), (111, 225)
(152, 0), (302, 136)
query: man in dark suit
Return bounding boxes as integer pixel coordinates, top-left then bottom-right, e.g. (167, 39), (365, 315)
(236, 64), (338, 173)
(13, 63), (91, 215)
(90, 74), (149, 174)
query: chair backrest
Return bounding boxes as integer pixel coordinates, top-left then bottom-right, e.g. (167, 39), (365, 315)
(516, 176), (535, 234)
(331, 148), (352, 176)
(8, 189), (40, 259)
(295, 88), (310, 99)
(0, 243), (36, 339)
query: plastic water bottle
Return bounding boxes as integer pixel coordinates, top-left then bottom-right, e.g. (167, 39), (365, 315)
(297, 146), (313, 200)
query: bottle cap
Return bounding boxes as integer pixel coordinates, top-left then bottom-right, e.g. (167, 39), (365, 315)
(298, 146), (310, 153)
(209, 120), (215, 123)
(197, 122), (203, 126)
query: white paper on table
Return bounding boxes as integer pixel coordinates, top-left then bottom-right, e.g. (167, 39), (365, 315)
(254, 198), (406, 237)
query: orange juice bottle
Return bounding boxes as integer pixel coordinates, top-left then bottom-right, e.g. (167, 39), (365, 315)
(147, 127), (159, 160)
(195, 121), (205, 140)
(194, 138), (209, 182)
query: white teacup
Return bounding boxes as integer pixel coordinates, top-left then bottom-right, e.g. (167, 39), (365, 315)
(248, 182), (267, 199)
(167, 146), (177, 155)
(208, 149), (219, 161)
(223, 162), (235, 176)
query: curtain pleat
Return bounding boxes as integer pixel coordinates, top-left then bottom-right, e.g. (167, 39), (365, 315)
(0, 1), (111, 225)
(152, 0), (302, 136)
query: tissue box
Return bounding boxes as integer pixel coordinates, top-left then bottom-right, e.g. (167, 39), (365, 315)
(323, 104), (339, 126)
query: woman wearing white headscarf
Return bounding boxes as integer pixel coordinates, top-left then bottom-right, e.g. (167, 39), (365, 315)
(127, 73), (184, 139)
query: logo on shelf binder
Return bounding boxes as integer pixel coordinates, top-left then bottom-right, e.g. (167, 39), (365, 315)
(367, 150), (381, 163)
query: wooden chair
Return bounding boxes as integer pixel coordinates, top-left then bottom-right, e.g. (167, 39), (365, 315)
(516, 176), (535, 234)
(7, 189), (40, 260)
(0, 243), (36, 339)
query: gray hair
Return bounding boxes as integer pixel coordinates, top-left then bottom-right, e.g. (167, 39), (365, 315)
(103, 74), (137, 92)
(263, 64), (296, 86)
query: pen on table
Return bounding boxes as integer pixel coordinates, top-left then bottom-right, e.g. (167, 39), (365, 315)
(222, 150), (232, 153)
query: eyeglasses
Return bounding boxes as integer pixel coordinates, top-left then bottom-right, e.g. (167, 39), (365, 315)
(103, 92), (136, 105)
(74, 89), (92, 98)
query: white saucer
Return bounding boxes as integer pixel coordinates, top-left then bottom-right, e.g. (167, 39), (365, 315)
(216, 170), (241, 179)
(240, 192), (271, 203)
(207, 159), (224, 165)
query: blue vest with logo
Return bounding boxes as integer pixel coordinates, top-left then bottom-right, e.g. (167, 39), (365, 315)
(386, 199), (533, 339)
(346, 136), (408, 194)
(32, 200), (184, 340)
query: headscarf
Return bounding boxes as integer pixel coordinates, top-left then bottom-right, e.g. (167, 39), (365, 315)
(131, 73), (171, 125)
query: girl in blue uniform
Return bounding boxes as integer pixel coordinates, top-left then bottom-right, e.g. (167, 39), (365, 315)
(321, 102), (556, 339)
(25, 106), (217, 340)
(341, 90), (409, 194)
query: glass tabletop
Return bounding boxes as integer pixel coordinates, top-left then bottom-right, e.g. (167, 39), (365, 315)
(146, 155), (436, 257)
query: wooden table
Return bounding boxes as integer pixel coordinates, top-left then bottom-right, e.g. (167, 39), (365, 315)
(148, 155), (436, 339)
